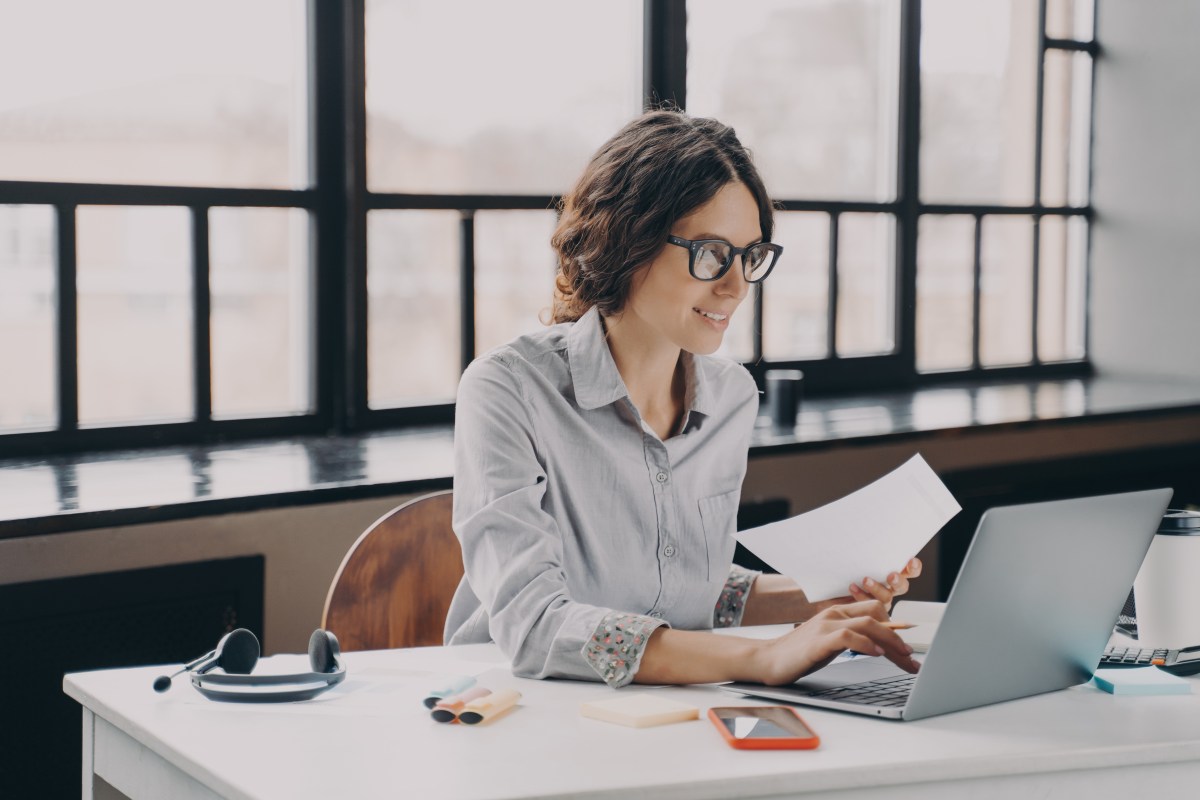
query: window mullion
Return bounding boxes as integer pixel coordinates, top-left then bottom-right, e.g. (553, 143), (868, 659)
(1031, 0), (1047, 366)
(54, 203), (78, 433)
(311, 0), (357, 430)
(644, 0), (687, 109)
(972, 214), (983, 370)
(827, 212), (840, 358)
(460, 211), (476, 373)
(895, 0), (922, 378)
(191, 206), (212, 422)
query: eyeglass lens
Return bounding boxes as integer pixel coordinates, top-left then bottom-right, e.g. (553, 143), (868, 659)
(693, 241), (774, 281)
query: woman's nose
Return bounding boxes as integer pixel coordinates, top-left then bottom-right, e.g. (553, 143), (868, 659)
(716, 257), (750, 299)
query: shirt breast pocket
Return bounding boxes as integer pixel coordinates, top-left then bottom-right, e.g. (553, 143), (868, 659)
(698, 488), (741, 584)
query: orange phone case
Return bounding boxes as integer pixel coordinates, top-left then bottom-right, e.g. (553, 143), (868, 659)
(707, 707), (821, 750)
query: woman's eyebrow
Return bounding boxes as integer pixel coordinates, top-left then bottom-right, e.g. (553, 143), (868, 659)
(691, 231), (765, 245)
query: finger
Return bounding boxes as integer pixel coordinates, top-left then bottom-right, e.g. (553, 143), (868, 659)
(860, 576), (894, 604)
(846, 617), (921, 673)
(827, 627), (885, 658)
(822, 599), (890, 623)
(905, 557), (923, 578)
(812, 595), (855, 614)
(886, 572), (910, 597)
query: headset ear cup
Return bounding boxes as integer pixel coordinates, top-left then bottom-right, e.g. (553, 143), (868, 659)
(218, 628), (260, 675)
(308, 629), (341, 674)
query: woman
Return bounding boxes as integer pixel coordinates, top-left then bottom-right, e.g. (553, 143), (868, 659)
(444, 110), (922, 688)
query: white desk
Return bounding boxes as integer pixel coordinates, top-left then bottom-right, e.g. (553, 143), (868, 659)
(65, 631), (1200, 800)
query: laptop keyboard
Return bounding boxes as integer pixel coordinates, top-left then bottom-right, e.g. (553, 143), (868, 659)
(808, 673), (917, 708)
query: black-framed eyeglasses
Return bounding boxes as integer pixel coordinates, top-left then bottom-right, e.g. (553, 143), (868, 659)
(666, 235), (783, 283)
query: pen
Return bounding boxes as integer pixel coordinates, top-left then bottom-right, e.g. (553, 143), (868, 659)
(423, 675), (477, 709)
(458, 689), (522, 725)
(883, 622), (916, 630)
(431, 686), (492, 723)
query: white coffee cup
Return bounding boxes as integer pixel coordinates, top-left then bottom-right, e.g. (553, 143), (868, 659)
(1133, 510), (1200, 647)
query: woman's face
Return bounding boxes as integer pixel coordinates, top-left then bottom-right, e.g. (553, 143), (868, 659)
(624, 181), (762, 356)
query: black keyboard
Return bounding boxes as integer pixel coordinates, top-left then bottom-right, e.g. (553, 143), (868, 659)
(809, 673), (916, 708)
(1098, 644), (1200, 676)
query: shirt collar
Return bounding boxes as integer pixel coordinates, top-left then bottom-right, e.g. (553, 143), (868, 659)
(567, 306), (714, 421)
(566, 306), (629, 410)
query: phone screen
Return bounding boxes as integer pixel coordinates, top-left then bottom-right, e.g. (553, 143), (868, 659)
(713, 707), (815, 740)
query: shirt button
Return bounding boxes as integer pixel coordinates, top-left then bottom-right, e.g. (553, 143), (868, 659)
(655, 471), (668, 483)
(663, 545), (676, 558)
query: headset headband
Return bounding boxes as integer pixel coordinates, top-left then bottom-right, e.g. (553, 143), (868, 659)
(188, 629), (346, 703)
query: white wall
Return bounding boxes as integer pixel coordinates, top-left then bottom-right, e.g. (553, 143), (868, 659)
(1091, 0), (1200, 378)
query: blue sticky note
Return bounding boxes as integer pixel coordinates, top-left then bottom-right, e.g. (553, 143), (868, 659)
(1092, 668), (1193, 696)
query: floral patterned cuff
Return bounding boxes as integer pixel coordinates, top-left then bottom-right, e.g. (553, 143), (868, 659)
(582, 612), (669, 688)
(713, 564), (761, 628)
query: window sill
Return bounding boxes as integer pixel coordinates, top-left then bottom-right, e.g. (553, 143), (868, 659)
(3, 374), (1200, 539)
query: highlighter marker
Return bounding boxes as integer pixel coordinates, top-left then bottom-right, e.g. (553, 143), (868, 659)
(458, 689), (522, 725)
(431, 686), (492, 723)
(422, 675), (477, 709)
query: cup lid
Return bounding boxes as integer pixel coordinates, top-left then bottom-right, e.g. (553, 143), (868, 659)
(1158, 509), (1200, 535)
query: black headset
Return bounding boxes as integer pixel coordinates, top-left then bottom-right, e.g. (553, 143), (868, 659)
(153, 628), (346, 703)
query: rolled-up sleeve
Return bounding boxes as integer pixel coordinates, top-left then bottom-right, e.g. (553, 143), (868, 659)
(454, 353), (661, 684)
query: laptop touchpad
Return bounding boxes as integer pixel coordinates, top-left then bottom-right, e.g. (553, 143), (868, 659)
(793, 656), (910, 694)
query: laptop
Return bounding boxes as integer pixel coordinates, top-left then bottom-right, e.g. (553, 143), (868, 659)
(722, 488), (1174, 721)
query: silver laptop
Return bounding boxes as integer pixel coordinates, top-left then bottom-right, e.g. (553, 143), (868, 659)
(723, 488), (1173, 721)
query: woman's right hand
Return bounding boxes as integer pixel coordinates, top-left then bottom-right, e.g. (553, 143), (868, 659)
(751, 600), (921, 686)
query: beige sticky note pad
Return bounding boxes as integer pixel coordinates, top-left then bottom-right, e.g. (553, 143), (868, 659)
(580, 694), (700, 728)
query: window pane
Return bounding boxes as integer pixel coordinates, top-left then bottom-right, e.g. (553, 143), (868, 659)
(979, 215), (1033, 367)
(1037, 215), (1087, 362)
(0, 205), (56, 431)
(0, 1), (307, 188)
(763, 212), (829, 360)
(366, 0), (641, 194)
(1046, 0), (1095, 41)
(917, 214), (975, 372)
(688, 0), (900, 201)
(210, 208), (311, 418)
(837, 213), (895, 356)
(368, 210), (460, 408)
(474, 211), (556, 356)
(921, 0), (1039, 204)
(1041, 51), (1092, 207)
(77, 206), (192, 426)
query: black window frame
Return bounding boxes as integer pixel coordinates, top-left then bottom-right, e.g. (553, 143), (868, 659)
(0, 0), (1096, 459)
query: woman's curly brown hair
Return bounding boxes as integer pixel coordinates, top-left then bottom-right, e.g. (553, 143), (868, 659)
(549, 109), (775, 324)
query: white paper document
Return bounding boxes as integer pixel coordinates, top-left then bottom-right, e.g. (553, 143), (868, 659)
(735, 454), (961, 601)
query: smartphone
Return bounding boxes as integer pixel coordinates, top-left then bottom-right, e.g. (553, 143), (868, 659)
(707, 706), (820, 750)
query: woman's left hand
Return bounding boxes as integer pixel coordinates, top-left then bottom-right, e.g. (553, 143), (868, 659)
(847, 557), (922, 608)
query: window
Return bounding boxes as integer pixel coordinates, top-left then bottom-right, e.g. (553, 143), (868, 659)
(0, 0), (1095, 456)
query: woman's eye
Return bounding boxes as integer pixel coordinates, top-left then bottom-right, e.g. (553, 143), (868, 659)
(697, 248), (723, 271)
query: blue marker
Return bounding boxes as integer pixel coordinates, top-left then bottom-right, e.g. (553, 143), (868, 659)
(422, 675), (477, 709)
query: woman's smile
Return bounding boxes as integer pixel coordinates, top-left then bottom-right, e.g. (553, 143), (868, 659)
(693, 306), (731, 330)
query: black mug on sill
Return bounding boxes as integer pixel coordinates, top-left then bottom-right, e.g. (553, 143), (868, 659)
(766, 369), (804, 430)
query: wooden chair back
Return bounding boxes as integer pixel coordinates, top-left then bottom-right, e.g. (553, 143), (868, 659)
(321, 490), (462, 650)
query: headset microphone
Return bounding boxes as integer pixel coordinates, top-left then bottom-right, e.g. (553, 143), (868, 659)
(153, 649), (216, 692)
(152, 629), (260, 692)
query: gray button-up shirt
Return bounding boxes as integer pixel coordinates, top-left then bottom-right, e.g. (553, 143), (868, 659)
(444, 306), (759, 683)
